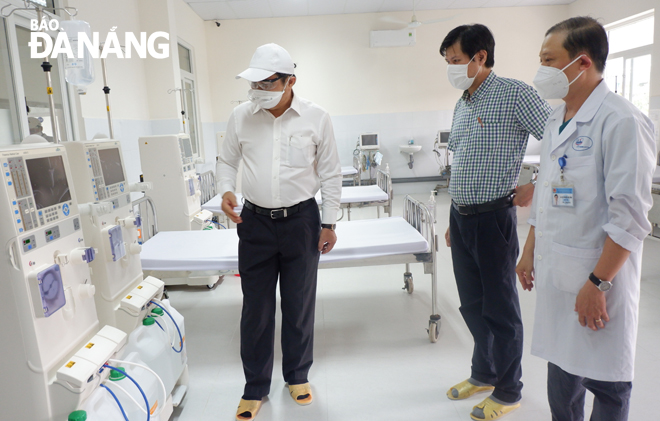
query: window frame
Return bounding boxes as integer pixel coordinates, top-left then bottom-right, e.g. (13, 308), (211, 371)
(604, 10), (654, 115)
(2, 5), (77, 143)
(177, 38), (204, 161)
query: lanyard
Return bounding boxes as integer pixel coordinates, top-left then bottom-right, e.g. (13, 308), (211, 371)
(558, 155), (567, 183)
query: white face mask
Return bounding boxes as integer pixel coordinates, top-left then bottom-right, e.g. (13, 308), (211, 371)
(447, 55), (481, 91)
(533, 55), (585, 99)
(247, 77), (289, 109)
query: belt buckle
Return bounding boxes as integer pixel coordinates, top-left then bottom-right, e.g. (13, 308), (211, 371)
(270, 208), (287, 219)
(455, 203), (469, 216)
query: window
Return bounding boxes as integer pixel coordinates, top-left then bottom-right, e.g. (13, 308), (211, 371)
(177, 41), (202, 160)
(0, 19), (20, 144)
(604, 11), (654, 115)
(0, 4), (76, 145)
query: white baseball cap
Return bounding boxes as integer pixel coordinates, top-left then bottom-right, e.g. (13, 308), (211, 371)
(236, 43), (295, 82)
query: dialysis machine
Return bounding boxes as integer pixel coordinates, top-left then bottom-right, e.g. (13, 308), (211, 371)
(139, 134), (218, 286)
(0, 143), (127, 420)
(138, 134), (212, 232)
(63, 139), (166, 333)
(64, 139), (190, 411)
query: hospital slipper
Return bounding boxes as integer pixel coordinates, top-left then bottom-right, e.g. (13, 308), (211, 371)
(236, 398), (262, 421)
(287, 382), (313, 405)
(447, 379), (494, 400)
(470, 397), (520, 420)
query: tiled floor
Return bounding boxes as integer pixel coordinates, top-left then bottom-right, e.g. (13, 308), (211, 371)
(168, 190), (658, 420)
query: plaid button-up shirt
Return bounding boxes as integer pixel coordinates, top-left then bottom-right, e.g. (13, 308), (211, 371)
(448, 72), (551, 206)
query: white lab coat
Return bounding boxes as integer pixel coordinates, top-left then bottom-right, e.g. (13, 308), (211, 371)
(528, 81), (656, 382)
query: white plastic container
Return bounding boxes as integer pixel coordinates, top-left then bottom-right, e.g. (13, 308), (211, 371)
(80, 387), (125, 421)
(123, 316), (177, 394)
(106, 352), (164, 420)
(159, 299), (188, 369)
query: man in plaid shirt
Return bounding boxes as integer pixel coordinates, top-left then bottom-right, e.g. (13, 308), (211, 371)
(440, 24), (551, 420)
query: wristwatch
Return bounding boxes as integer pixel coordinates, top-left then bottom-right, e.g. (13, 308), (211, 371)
(321, 224), (336, 230)
(589, 272), (613, 292)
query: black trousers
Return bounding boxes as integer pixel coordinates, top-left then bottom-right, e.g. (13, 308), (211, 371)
(449, 205), (523, 404)
(548, 363), (632, 421)
(237, 198), (321, 399)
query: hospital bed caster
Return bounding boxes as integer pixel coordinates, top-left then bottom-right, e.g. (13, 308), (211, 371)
(427, 315), (441, 343)
(402, 272), (414, 294)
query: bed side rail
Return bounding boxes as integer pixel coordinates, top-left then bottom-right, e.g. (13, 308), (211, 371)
(353, 154), (361, 186)
(377, 167), (393, 216)
(198, 170), (217, 205)
(132, 196), (158, 244)
(402, 195), (437, 257)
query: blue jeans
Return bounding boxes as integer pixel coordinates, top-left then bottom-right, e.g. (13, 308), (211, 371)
(548, 362), (632, 421)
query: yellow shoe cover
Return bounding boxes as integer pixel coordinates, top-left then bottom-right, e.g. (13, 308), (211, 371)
(447, 379), (495, 400)
(288, 382), (313, 405)
(470, 397), (521, 420)
(236, 398), (262, 421)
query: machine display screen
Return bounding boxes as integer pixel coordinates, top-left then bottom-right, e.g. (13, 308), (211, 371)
(26, 156), (72, 209)
(439, 131), (450, 144)
(361, 134), (378, 147)
(98, 147), (125, 186)
(180, 137), (193, 159)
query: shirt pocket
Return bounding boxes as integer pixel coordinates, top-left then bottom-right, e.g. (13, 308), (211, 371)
(549, 241), (602, 295)
(288, 136), (315, 168)
(563, 155), (597, 202)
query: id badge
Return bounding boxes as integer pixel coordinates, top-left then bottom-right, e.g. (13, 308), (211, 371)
(551, 184), (574, 207)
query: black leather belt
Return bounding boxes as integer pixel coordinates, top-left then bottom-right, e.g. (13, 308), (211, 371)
(452, 194), (514, 216)
(244, 198), (312, 220)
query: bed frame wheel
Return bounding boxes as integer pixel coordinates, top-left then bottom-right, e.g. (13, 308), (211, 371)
(427, 315), (441, 343)
(402, 272), (414, 294)
(428, 320), (439, 343)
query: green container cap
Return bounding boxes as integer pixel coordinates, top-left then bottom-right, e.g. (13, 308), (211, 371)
(68, 410), (87, 421)
(151, 307), (164, 316)
(109, 367), (126, 381)
(143, 316), (156, 326)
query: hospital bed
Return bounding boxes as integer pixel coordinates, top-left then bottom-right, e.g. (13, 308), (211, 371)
(198, 170), (216, 206)
(201, 168), (393, 222)
(649, 166), (660, 238)
(342, 155), (361, 186)
(137, 195), (442, 342)
(518, 155), (540, 185)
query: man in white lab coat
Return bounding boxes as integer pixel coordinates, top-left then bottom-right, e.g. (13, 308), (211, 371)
(516, 17), (656, 421)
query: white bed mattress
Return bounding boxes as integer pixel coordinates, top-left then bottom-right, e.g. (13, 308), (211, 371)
(140, 216), (429, 272)
(654, 166), (660, 184)
(202, 186), (389, 215)
(523, 155), (541, 165)
(341, 166), (358, 176)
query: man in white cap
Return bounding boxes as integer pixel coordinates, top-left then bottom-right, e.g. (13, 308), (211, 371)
(217, 43), (342, 421)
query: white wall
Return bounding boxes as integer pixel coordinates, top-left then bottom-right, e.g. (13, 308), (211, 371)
(205, 6), (568, 179)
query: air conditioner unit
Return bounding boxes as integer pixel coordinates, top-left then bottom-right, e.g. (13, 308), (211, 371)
(370, 29), (416, 48)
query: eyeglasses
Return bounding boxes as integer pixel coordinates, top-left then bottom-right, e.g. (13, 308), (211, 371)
(250, 74), (288, 91)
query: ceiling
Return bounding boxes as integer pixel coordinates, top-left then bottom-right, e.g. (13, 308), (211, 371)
(184, 0), (576, 21)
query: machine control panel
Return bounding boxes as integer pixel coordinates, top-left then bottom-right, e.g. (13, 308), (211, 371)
(86, 147), (127, 202)
(3, 155), (74, 236)
(45, 226), (61, 243)
(22, 235), (36, 252)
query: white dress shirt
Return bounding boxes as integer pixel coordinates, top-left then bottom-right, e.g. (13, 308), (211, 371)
(217, 93), (342, 224)
(528, 81), (656, 382)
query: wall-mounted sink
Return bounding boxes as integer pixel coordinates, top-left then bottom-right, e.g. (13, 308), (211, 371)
(399, 145), (422, 169)
(399, 144), (422, 154)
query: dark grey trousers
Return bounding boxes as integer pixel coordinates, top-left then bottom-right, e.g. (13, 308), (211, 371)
(449, 205), (523, 404)
(237, 198), (321, 400)
(548, 362), (632, 421)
